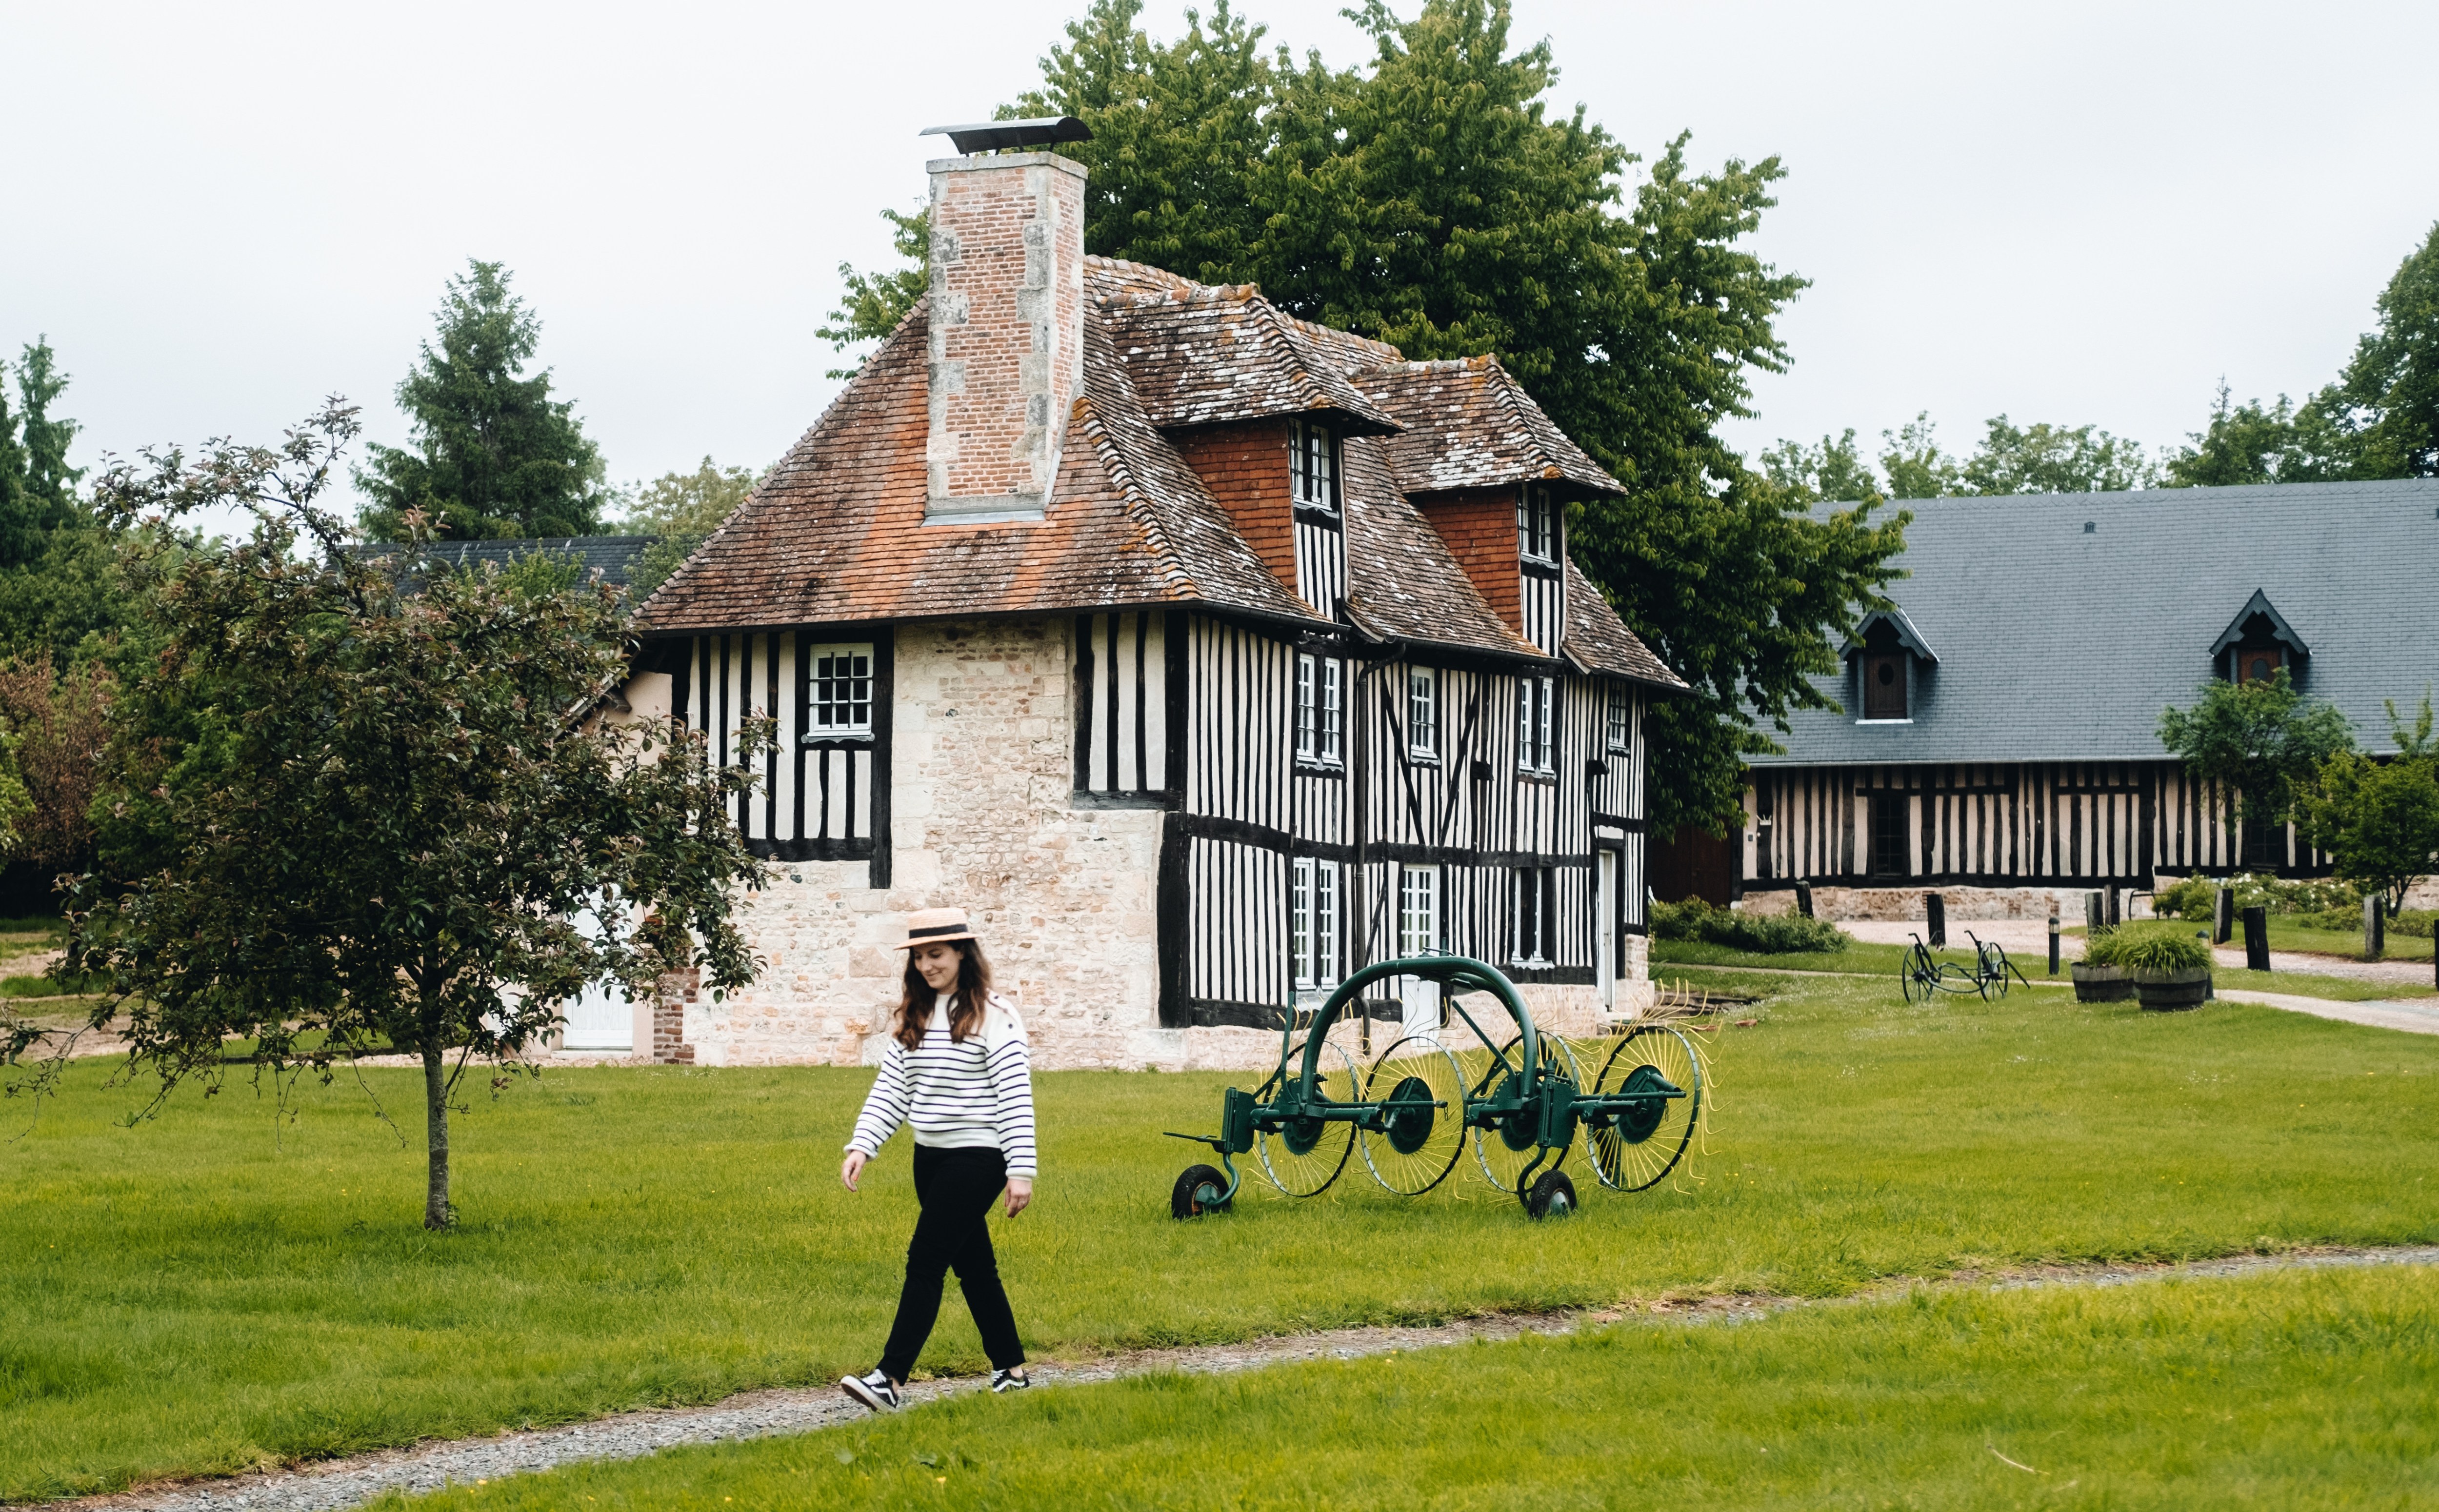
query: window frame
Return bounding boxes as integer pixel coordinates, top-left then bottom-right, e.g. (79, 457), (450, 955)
(1407, 666), (1439, 760)
(1510, 866), (1556, 967)
(1289, 417), (1339, 513)
(1291, 856), (1341, 990)
(1518, 484), (1559, 565)
(1605, 682), (1633, 756)
(1515, 674), (1556, 774)
(804, 642), (877, 741)
(1297, 652), (1343, 768)
(1399, 864), (1440, 960)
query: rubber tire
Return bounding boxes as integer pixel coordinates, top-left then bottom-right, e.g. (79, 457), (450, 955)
(1525, 1169), (1577, 1220)
(1171, 1163), (1232, 1219)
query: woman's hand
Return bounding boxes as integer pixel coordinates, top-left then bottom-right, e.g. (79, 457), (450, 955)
(841, 1149), (868, 1192)
(1004, 1177), (1033, 1217)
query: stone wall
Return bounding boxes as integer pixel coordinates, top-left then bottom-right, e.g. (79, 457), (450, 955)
(1739, 883), (2090, 923)
(675, 616), (1167, 1070)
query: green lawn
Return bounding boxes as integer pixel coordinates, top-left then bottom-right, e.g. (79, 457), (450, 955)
(383, 1264), (2439, 1512)
(1651, 936), (2426, 1002)
(5, 973), (2437, 1499)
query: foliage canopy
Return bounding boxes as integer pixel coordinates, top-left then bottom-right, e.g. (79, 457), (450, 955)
(2158, 668), (2353, 830)
(2296, 695), (2439, 915)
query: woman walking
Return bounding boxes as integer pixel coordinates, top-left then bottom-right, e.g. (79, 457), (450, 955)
(839, 907), (1037, 1410)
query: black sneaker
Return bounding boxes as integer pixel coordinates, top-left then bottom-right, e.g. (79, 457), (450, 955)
(841, 1370), (900, 1411)
(990, 1367), (1031, 1394)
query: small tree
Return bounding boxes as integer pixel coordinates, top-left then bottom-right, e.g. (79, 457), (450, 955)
(2297, 696), (2439, 915)
(8, 401), (769, 1229)
(2159, 668), (2353, 842)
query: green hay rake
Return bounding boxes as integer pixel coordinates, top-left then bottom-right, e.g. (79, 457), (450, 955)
(1166, 955), (1703, 1221)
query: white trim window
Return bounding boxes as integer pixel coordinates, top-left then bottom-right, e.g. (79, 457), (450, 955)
(1407, 666), (1438, 759)
(1290, 417), (1337, 510)
(1511, 866), (1555, 967)
(806, 643), (875, 739)
(1296, 653), (1343, 766)
(1606, 683), (1633, 755)
(1518, 484), (1558, 564)
(1399, 864), (1440, 958)
(1291, 856), (1341, 990)
(1516, 675), (1555, 773)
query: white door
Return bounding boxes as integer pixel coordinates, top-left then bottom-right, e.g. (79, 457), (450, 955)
(1596, 847), (1618, 1014)
(559, 903), (634, 1052)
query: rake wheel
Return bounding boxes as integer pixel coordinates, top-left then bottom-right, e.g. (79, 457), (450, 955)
(1469, 1034), (1583, 1193)
(1256, 1035), (1358, 1196)
(1357, 1034), (1466, 1196)
(1585, 1023), (1702, 1192)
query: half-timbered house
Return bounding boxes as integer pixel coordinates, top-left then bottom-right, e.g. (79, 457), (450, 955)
(613, 123), (1684, 1069)
(1741, 477), (2439, 916)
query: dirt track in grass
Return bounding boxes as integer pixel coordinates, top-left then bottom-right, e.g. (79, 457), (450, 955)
(51, 1243), (2439, 1512)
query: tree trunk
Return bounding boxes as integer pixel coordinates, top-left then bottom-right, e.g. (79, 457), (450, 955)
(422, 1041), (453, 1230)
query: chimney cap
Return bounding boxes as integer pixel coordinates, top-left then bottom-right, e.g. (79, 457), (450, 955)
(921, 116), (1093, 155)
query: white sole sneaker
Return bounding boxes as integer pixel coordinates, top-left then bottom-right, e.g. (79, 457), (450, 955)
(841, 1372), (900, 1411)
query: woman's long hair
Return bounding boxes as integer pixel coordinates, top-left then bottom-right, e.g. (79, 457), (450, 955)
(894, 938), (993, 1050)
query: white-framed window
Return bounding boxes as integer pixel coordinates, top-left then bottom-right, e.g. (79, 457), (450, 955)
(1516, 675), (1554, 773)
(806, 643), (875, 739)
(1511, 867), (1555, 966)
(1518, 484), (1558, 563)
(1291, 856), (1341, 990)
(1606, 683), (1633, 755)
(1295, 653), (1342, 766)
(1408, 666), (1438, 759)
(1399, 865), (1440, 959)
(1290, 418), (1337, 510)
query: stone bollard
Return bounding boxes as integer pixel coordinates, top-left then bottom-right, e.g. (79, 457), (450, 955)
(1795, 879), (1815, 919)
(2106, 886), (2121, 927)
(2086, 891), (2104, 936)
(2364, 895), (2385, 961)
(1925, 892), (1946, 949)
(2047, 914), (2060, 976)
(2214, 886), (2234, 944)
(2242, 906), (2271, 973)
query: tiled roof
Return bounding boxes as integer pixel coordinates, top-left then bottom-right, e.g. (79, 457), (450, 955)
(640, 256), (1680, 693)
(1357, 357), (1623, 497)
(1102, 283), (1402, 436)
(1562, 558), (1687, 689)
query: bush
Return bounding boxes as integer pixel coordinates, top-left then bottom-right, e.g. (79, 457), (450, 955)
(2150, 872), (2362, 920)
(2091, 922), (2213, 974)
(1650, 896), (1849, 954)
(2289, 906), (2435, 937)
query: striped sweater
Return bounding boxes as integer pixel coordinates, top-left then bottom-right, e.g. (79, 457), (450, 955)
(846, 992), (1038, 1179)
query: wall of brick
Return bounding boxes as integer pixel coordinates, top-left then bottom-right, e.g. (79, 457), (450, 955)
(925, 152), (1087, 513)
(1414, 489), (1521, 631)
(1173, 420), (1298, 601)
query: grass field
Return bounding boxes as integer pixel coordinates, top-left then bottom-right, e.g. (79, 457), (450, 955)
(378, 1264), (2439, 1512)
(5, 971), (2438, 1499)
(1649, 936), (2426, 1002)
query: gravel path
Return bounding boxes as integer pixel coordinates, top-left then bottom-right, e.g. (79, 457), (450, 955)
(52, 1245), (2439, 1512)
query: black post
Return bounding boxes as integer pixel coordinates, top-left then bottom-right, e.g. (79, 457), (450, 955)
(2242, 905), (2270, 973)
(2047, 914), (2060, 977)
(2364, 895), (2385, 961)
(2105, 886), (2121, 928)
(1795, 879), (1815, 919)
(2086, 891), (2104, 936)
(1925, 892), (1946, 949)
(2214, 886), (2234, 944)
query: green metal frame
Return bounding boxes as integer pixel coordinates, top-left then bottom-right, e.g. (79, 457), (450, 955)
(1167, 955), (1688, 1214)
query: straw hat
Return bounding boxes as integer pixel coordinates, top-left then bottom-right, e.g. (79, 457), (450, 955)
(894, 906), (981, 949)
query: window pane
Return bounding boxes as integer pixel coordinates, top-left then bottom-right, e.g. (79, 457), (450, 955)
(1321, 660), (1342, 761)
(1295, 655), (1315, 757)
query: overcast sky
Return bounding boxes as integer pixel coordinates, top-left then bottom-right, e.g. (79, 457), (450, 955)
(8, 0), (2435, 527)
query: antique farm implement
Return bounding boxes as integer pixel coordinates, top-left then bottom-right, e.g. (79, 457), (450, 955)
(1165, 955), (1702, 1221)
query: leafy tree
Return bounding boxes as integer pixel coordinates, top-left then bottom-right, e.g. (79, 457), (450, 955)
(1759, 429), (1884, 504)
(2159, 667), (2353, 836)
(0, 659), (110, 876)
(17, 401), (770, 1229)
(2297, 695), (2439, 915)
(2163, 382), (2358, 487)
(1959, 414), (2155, 494)
(819, 207), (930, 378)
(618, 457), (763, 601)
(2340, 221), (2439, 478)
(357, 261), (610, 542)
(1875, 413), (1963, 500)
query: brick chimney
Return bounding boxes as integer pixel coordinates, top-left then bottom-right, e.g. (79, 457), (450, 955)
(923, 148), (1087, 524)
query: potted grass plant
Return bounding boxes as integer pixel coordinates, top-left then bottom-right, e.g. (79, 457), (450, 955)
(2070, 928), (2135, 1002)
(2114, 923), (2215, 1012)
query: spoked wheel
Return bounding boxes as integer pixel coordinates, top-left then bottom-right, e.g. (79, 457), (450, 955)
(1469, 1034), (1583, 1193)
(1586, 1024), (1702, 1192)
(1171, 1163), (1231, 1218)
(1899, 958), (1925, 1002)
(1256, 1035), (1358, 1196)
(1525, 1169), (1577, 1220)
(1358, 1034), (1466, 1195)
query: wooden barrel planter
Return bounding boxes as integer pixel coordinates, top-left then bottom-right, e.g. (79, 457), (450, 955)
(2069, 963), (2133, 1002)
(2134, 968), (2212, 1012)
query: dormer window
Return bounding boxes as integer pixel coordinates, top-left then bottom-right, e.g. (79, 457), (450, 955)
(1290, 418), (1337, 511)
(1862, 655), (1906, 719)
(2210, 591), (2307, 688)
(1842, 607), (1936, 726)
(2236, 646), (2283, 685)
(1518, 485), (1558, 564)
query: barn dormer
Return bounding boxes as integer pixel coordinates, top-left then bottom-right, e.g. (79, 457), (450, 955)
(1842, 607), (1937, 722)
(1354, 356), (1624, 657)
(2210, 589), (2308, 687)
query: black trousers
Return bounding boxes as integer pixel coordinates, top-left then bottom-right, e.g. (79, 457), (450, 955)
(877, 1143), (1026, 1381)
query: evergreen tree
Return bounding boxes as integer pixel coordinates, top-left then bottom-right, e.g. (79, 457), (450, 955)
(0, 341), (87, 570)
(357, 262), (609, 541)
